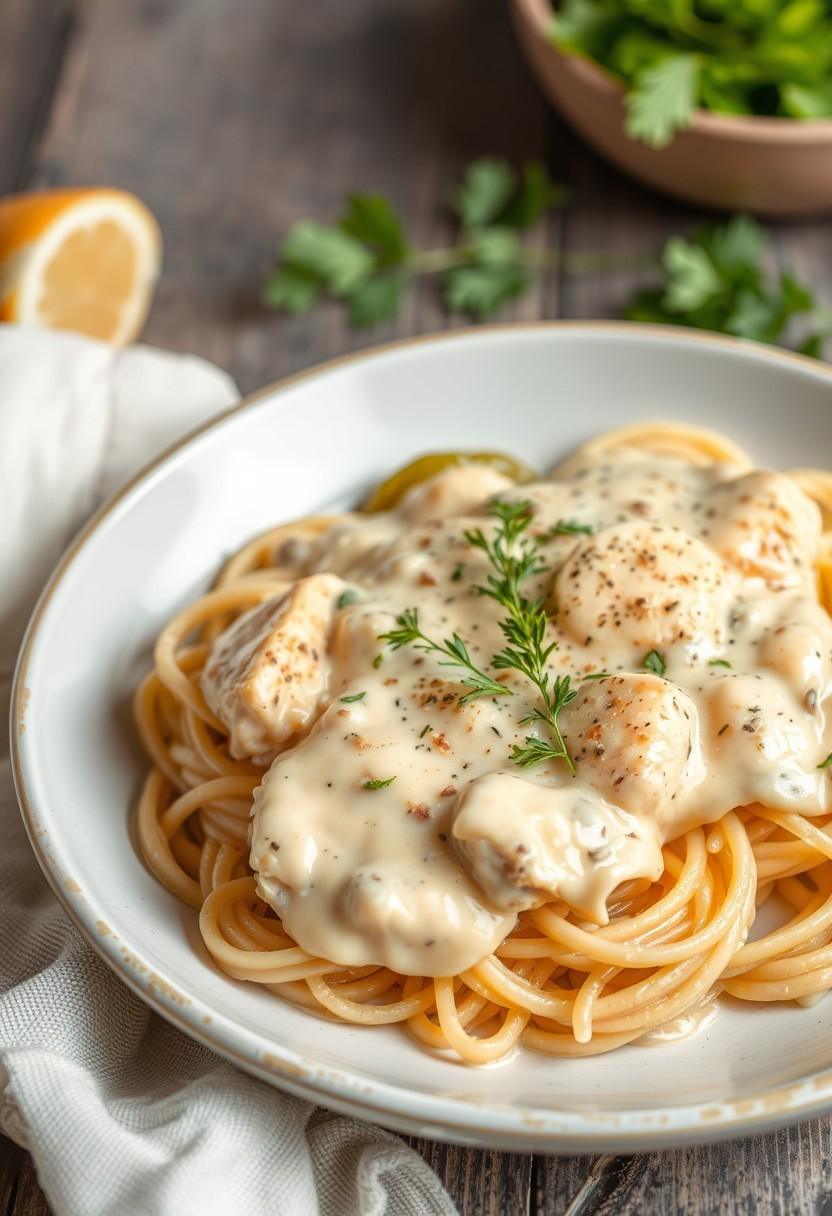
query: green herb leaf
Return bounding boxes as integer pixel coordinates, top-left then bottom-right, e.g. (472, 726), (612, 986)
(643, 649), (667, 676)
(708, 659), (732, 669)
(444, 265), (529, 317)
(662, 237), (721, 312)
(782, 82), (832, 119)
(499, 162), (569, 227)
(347, 276), (402, 327)
(549, 519), (595, 537)
(453, 159), (517, 229)
(261, 265), (321, 315)
(817, 753), (832, 770)
(363, 776), (396, 790)
(340, 691), (367, 703)
(626, 55), (700, 148)
(337, 589), (360, 610)
(281, 221), (373, 296)
(339, 193), (409, 264)
(583, 670), (612, 680)
(709, 216), (765, 274)
(468, 227), (523, 267)
(451, 562), (465, 582)
(372, 654), (383, 669)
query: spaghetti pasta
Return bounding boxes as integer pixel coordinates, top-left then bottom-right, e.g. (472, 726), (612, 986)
(134, 422), (832, 1062)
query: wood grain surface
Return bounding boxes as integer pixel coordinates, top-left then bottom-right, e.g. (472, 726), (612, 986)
(2, 1), (832, 1212)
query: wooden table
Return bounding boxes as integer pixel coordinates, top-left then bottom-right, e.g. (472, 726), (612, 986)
(3, 1), (832, 1212)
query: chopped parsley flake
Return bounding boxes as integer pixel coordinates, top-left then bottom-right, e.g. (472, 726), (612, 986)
(643, 649), (666, 677)
(340, 691), (367, 703)
(549, 519), (594, 537)
(363, 776), (396, 790)
(336, 588), (360, 610)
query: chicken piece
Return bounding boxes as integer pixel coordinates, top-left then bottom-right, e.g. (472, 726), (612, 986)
(202, 573), (344, 758)
(756, 598), (832, 707)
(708, 470), (821, 588)
(705, 672), (825, 813)
(398, 465), (513, 524)
(451, 773), (663, 924)
(553, 520), (732, 654)
(564, 673), (705, 825)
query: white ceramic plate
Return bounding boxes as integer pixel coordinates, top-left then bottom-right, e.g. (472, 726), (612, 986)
(13, 323), (832, 1153)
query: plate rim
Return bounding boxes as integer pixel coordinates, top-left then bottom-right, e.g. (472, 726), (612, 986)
(12, 320), (832, 1152)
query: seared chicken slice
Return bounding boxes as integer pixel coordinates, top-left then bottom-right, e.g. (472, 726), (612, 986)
(452, 773), (663, 924)
(709, 470), (821, 589)
(565, 673), (705, 826)
(202, 573), (344, 759)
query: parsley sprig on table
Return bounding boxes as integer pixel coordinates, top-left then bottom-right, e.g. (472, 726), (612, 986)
(552, 0), (832, 148)
(263, 158), (829, 355)
(263, 158), (630, 325)
(627, 215), (832, 354)
(380, 500), (577, 773)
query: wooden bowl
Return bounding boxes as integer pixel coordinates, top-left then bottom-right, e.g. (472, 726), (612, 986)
(512, 0), (832, 215)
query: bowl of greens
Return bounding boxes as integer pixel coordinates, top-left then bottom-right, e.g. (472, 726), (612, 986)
(512, 0), (832, 214)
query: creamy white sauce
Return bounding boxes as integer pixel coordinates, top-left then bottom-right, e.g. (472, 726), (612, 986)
(202, 450), (832, 976)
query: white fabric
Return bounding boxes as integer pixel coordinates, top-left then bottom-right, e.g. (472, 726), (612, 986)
(0, 325), (457, 1216)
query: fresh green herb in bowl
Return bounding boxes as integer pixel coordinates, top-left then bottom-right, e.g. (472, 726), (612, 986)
(552, 0), (832, 148)
(511, 0), (832, 213)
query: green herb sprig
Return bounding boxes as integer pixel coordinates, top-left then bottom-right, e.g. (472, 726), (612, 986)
(552, 0), (832, 148)
(378, 607), (509, 704)
(363, 776), (396, 790)
(263, 160), (828, 357)
(466, 502), (577, 772)
(627, 216), (831, 355)
(380, 500), (577, 772)
(263, 158), (636, 326)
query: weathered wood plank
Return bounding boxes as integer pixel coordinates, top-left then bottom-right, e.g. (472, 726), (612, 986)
(0, 1135), (27, 1215)
(534, 1120), (832, 1215)
(406, 1139), (533, 1215)
(26, 0), (551, 393)
(0, 0), (78, 195)
(6, 1152), (49, 1216)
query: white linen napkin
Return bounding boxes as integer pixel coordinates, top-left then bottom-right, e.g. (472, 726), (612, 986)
(0, 325), (457, 1216)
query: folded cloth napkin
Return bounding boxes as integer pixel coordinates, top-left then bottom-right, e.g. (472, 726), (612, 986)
(0, 326), (457, 1216)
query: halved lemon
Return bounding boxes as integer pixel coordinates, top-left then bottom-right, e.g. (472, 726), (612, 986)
(0, 188), (162, 345)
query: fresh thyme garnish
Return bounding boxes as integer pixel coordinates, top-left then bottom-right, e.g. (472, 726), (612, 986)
(363, 776), (396, 790)
(583, 670), (612, 681)
(643, 649), (667, 677)
(466, 500), (577, 773)
(378, 499), (578, 771)
(818, 754), (832, 770)
(340, 691), (367, 703)
(708, 659), (732, 669)
(336, 588), (360, 609)
(451, 562), (465, 582)
(378, 607), (509, 704)
(372, 654), (383, 669)
(548, 519), (594, 537)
